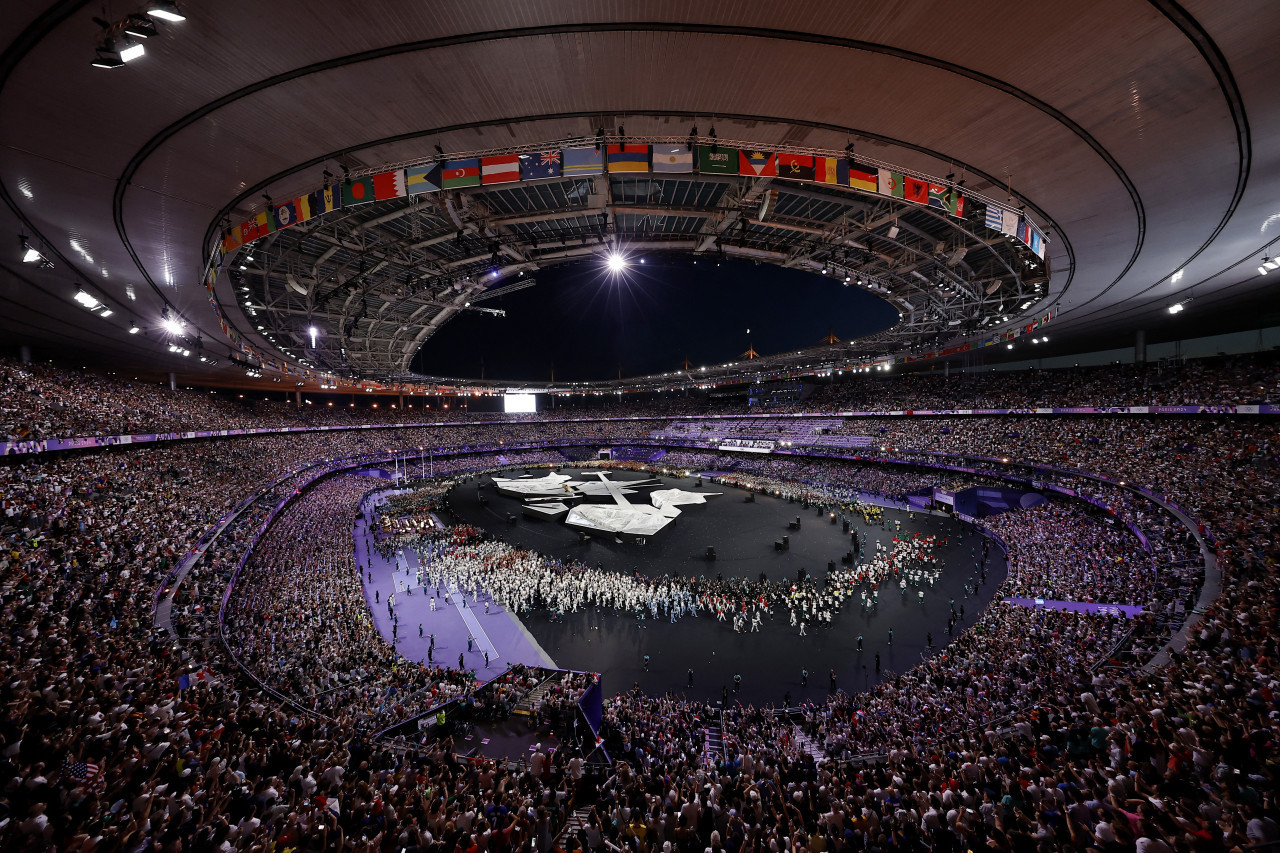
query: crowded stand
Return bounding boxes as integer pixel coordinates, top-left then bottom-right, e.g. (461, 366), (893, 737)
(227, 475), (474, 726)
(1, 357), (1277, 853)
(4, 351), (1280, 443)
(981, 504), (1157, 604)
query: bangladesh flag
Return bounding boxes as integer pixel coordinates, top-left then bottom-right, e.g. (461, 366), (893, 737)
(697, 145), (738, 174)
(342, 176), (376, 206)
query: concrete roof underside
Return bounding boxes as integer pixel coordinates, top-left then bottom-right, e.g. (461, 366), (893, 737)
(2, 1), (1278, 388)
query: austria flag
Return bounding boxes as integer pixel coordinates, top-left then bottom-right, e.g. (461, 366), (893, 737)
(481, 155), (521, 185)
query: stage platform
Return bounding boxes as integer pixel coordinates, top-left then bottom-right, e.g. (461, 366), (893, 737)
(441, 468), (1008, 707)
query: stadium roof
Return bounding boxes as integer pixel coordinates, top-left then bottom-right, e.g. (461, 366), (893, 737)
(2, 2), (1277, 390)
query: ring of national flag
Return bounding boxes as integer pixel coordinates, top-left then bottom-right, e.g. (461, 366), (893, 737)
(222, 142), (1044, 277)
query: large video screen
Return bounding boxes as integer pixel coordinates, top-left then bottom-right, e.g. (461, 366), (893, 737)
(503, 393), (537, 414)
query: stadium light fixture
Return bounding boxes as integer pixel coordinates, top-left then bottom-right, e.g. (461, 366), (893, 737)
(123, 14), (157, 38)
(162, 315), (185, 335)
(309, 325), (318, 348)
(128, 323), (140, 334)
(20, 237), (43, 264)
(1168, 302), (1185, 314)
(145, 0), (186, 22)
(91, 51), (124, 69)
(606, 252), (628, 273)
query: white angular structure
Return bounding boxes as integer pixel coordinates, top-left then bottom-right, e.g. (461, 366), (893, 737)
(490, 472), (575, 498)
(650, 488), (722, 514)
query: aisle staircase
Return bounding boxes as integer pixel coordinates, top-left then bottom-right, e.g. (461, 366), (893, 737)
(513, 673), (559, 717)
(703, 724), (726, 764)
(790, 724), (824, 761)
(556, 806), (595, 844)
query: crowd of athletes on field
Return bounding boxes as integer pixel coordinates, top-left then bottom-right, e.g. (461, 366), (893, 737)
(0, 354), (1276, 853)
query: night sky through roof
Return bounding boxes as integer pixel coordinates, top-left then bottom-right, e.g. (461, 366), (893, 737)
(410, 257), (900, 382)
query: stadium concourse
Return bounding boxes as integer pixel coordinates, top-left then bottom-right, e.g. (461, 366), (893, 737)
(5, 3), (1280, 852)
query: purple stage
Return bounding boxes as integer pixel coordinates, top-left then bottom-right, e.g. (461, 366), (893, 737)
(353, 511), (556, 683)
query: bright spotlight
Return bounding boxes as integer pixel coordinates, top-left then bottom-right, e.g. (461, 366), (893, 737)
(145, 0), (186, 21)
(606, 253), (627, 273)
(309, 325), (318, 348)
(162, 316), (185, 335)
(119, 42), (146, 62)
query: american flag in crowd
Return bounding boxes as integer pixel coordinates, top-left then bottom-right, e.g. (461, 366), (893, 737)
(64, 757), (104, 787)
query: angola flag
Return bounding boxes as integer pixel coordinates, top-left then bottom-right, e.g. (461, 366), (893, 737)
(776, 153), (815, 182)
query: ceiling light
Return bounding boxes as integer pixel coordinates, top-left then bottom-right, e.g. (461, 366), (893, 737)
(21, 239), (43, 263)
(145, 0), (186, 21)
(1168, 302), (1185, 314)
(162, 316), (184, 335)
(606, 252), (627, 273)
(74, 290), (101, 309)
(99, 309), (113, 318)
(1265, 258), (1280, 270)
(91, 52), (124, 69)
(887, 224), (900, 239)
(129, 324), (140, 334)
